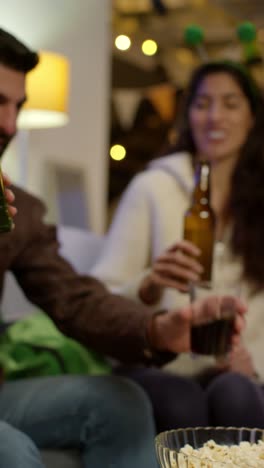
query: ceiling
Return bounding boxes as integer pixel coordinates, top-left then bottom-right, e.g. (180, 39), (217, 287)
(111, 0), (264, 88)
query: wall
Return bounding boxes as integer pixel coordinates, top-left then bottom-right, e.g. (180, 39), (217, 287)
(2, 0), (111, 234)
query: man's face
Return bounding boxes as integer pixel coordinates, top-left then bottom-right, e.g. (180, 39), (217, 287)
(0, 64), (26, 156)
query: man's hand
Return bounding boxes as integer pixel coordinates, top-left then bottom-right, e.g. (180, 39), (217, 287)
(148, 295), (247, 354)
(2, 173), (17, 219)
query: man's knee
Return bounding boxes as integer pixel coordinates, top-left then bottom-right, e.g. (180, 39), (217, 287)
(97, 376), (153, 421)
(0, 421), (41, 465)
(0, 421), (27, 447)
(77, 376), (155, 445)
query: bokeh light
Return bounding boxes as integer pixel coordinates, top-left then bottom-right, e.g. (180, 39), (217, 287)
(110, 144), (126, 161)
(141, 39), (158, 56)
(115, 35), (131, 51)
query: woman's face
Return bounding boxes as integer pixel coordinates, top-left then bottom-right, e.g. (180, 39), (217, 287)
(189, 72), (254, 163)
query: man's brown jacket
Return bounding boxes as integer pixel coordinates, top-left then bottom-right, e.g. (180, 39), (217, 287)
(0, 186), (162, 366)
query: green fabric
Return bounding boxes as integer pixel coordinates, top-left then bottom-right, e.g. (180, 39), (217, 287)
(0, 311), (111, 380)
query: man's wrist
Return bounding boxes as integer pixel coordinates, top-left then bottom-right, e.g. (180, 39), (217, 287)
(146, 310), (168, 352)
(143, 310), (176, 365)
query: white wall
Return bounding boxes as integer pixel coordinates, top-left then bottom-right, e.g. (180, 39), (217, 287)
(1, 0), (111, 234)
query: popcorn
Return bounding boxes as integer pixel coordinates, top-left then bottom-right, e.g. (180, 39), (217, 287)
(179, 439), (264, 467)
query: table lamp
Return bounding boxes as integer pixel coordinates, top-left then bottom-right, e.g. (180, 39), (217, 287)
(16, 50), (70, 185)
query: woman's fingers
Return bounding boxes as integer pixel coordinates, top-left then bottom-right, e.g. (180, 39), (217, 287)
(158, 250), (203, 274)
(150, 270), (191, 292)
(168, 240), (201, 256)
(154, 261), (200, 283)
(149, 240), (204, 293)
(159, 241), (203, 272)
(191, 295), (247, 327)
(154, 247), (203, 288)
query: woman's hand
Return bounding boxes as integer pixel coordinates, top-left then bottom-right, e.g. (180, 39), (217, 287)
(3, 173), (17, 219)
(217, 343), (256, 378)
(139, 240), (203, 304)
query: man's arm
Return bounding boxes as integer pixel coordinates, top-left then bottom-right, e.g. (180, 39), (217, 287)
(11, 187), (168, 364)
(10, 188), (246, 365)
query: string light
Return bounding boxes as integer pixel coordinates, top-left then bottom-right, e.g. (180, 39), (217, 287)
(115, 35), (131, 51)
(141, 39), (158, 56)
(110, 144), (126, 161)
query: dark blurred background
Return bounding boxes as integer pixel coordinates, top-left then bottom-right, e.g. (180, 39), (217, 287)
(109, 0), (264, 212)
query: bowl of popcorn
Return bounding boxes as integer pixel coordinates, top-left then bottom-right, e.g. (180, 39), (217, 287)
(155, 427), (264, 467)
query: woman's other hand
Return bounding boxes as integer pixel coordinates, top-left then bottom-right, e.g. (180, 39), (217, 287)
(139, 240), (203, 304)
(147, 294), (247, 354)
(217, 343), (256, 379)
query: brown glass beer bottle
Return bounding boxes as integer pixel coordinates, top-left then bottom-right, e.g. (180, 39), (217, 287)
(183, 160), (215, 288)
(0, 169), (13, 233)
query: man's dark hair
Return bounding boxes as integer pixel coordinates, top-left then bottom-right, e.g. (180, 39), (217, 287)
(0, 28), (39, 73)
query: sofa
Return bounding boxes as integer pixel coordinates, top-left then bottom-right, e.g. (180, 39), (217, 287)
(1, 225), (104, 468)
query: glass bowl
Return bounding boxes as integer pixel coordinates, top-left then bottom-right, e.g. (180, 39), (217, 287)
(155, 427), (264, 467)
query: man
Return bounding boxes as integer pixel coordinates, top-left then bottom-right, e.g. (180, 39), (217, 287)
(0, 28), (246, 468)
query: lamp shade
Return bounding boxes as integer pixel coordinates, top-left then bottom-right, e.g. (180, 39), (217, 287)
(18, 51), (70, 129)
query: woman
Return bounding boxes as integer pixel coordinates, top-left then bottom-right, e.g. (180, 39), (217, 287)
(91, 61), (264, 431)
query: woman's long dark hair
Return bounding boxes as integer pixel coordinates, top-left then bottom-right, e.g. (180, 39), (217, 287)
(170, 61), (264, 288)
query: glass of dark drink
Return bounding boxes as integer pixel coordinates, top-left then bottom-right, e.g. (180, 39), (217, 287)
(190, 286), (238, 357)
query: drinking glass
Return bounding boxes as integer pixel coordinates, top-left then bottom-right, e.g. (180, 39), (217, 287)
(189, 283), (241, 357)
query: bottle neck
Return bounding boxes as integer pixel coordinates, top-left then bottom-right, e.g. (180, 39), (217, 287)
(192, 161), (211, 206)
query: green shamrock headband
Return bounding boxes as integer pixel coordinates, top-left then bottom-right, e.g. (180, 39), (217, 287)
(184, 25), (208, 62)
(184, 22), (262, 66)
(237, 22), (262, 65)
